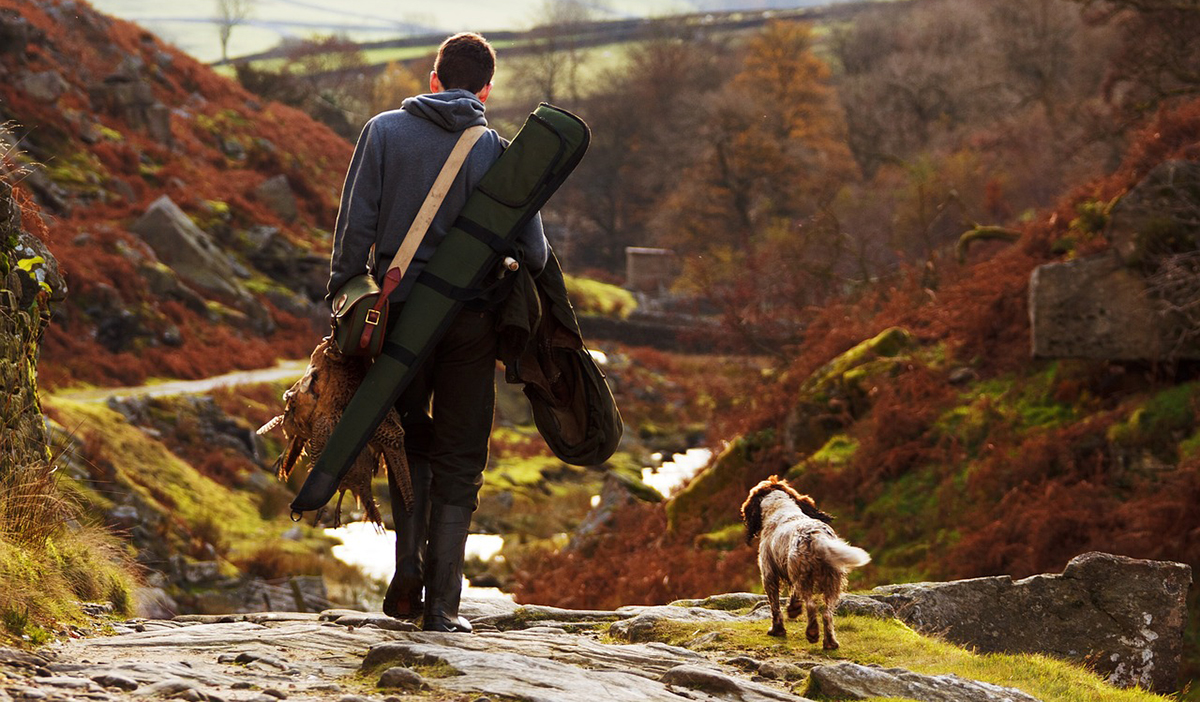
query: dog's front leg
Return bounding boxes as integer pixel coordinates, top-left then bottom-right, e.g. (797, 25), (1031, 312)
(762, 565), (786, 637)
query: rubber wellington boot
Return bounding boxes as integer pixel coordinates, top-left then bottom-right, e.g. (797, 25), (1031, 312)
(382, 460), (430, 618)
(422, 502), (474, 633)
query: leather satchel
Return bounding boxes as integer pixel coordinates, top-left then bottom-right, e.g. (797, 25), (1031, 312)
(330, 124), (487, 357)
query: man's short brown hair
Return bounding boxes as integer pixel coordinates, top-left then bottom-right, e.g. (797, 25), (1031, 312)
(434, 32), (496, 94)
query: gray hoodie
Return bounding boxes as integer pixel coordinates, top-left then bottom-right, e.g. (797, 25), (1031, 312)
(327, 89), (547, 303)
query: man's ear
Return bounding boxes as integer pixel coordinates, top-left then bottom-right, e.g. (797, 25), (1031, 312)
(430, 71), (442, 93)
(477, 83), (492, 104)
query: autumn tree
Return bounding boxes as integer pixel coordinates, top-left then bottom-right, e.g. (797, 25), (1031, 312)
(659, 21), (855, 349)
(558, 26), (737, 270)
(371, 61), (425, 116)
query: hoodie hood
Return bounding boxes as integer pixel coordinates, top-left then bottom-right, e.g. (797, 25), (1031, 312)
(401, 89), (488, 131)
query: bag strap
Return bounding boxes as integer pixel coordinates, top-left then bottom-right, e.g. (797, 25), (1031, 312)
(377, 124), (488, 300)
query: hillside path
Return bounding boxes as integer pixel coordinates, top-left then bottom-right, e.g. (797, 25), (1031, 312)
(4, 597), (820, 702)
(52, 360), (309, 404)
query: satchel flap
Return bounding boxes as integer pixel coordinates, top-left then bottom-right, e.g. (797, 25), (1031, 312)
(331, 274), (381, 320)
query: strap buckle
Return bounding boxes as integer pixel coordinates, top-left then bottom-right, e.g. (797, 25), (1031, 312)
(364, 309), (381, 326)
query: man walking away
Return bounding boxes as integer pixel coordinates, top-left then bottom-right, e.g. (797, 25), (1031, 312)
(326, 32), (547, 632)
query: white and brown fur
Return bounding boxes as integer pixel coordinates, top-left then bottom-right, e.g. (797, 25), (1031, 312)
(741, 476), (870, 648)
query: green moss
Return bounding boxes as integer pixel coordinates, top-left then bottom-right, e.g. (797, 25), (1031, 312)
(608, 468), (664, 503)
(563, 274), (638, 319)
(619, 616), (1166, 702)
(666, 431), (769, 531)
(805, 328), (914, 395)
(45, 399), (278, 556)
(97, 125), (123, 142)
(695, 523), (744, 550)
(45, 151), (107, 192)
(1069, 198), (1114, 236)
(1180, 428), (1200, 460)
(1106, 382), (1199, 460)
(811, 434), (858, 466)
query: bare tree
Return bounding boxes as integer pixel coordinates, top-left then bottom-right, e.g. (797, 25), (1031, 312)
(215, 0), (255, 63)
(510, 0), (601, 105)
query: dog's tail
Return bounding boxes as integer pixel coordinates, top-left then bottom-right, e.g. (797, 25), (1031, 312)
(814, 533), (871, 571)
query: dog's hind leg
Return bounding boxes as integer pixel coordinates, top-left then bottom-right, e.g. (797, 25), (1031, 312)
(786, 585), (804, 620)
(821, 599), (838, 649)
(762, 566), (786, 637)
(821, 574), (842, 649)
(805, 596), (821, 644)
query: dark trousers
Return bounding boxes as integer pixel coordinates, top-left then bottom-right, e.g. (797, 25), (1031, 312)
(393, 308), (497, 510)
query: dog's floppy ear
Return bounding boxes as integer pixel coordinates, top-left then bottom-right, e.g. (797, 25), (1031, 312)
(741, 479), (776, 545)
(793, 494), (834, 524)
(773, 476), (836, 524)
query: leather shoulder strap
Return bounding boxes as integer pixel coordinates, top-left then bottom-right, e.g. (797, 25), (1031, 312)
(383, 125), (488, 282)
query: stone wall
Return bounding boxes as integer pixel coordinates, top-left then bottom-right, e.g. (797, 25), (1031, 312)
(0, 180), (64, 470)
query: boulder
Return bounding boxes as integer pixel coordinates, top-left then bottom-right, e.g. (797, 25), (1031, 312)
(89, 58), (173, 147)
(658, 665), (804, 701)
(376, 667), (426, 691)
(1107, 160), (1200, 265)
(0, 9), (33, 57)
(130, 196), (249, 303)
(807, 662), (1041, 702)
(254, 175), (299, 223)
(132, 587), (178, 620)
(242, 226), (328, 301)
(18, 70), (69, 103)
(1028, 252), (1178, 360)
(866, 552), (1191, 692)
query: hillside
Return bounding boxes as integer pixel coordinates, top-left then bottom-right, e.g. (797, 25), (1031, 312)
(0, 0), (349, 388)
(511, 97), (1200, 687)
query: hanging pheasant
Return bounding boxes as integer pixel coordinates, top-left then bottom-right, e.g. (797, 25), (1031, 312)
(258, 338), (412, 527)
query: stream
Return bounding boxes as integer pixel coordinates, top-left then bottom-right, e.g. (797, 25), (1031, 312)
(325, 447), (714, 597)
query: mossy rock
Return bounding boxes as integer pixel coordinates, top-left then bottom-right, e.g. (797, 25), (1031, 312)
(665, 431), (766, 532)
(694, 523), (744, 550)
(609, 469), (664, 503)
(800, 327), (915, 405)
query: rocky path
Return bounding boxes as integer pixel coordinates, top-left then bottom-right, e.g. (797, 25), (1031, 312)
(0, 591), (1090, 702)
(4, 597), (824, 702)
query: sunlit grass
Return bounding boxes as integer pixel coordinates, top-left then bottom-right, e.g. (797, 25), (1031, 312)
(630, 615), (1168, 702)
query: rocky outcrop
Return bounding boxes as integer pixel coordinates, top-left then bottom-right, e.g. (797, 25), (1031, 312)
(7, 605), (818, 702)
(130, 196), (273, 333)
(1030, 160), (1200, 361)
(89, 56), (172, 146)
(18, 69), (69, 103)
(1107, 160), (1200, 265)
(2, 568), (1188, 702)
(0, 9), (34, 58)
(0, 180), (63, 468)
(866, 551), (1191, 693)
(1028, 251), (1166, 359)
(254, 175), (298, 223)
(131, 196), (248, 301)
(807, 663), (1042, 702)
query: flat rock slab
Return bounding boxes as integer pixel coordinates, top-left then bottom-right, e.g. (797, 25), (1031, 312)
(866, 551), (1191, 692)
(808, 662), (1042, 702)
(363, 633), (813, 702)
(365, 629), (709, 679)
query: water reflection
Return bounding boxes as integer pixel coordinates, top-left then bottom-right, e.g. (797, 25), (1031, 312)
(641, 447), (713, 497)
(324, 523), (513, 601)
(327, 448), (713, 597)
